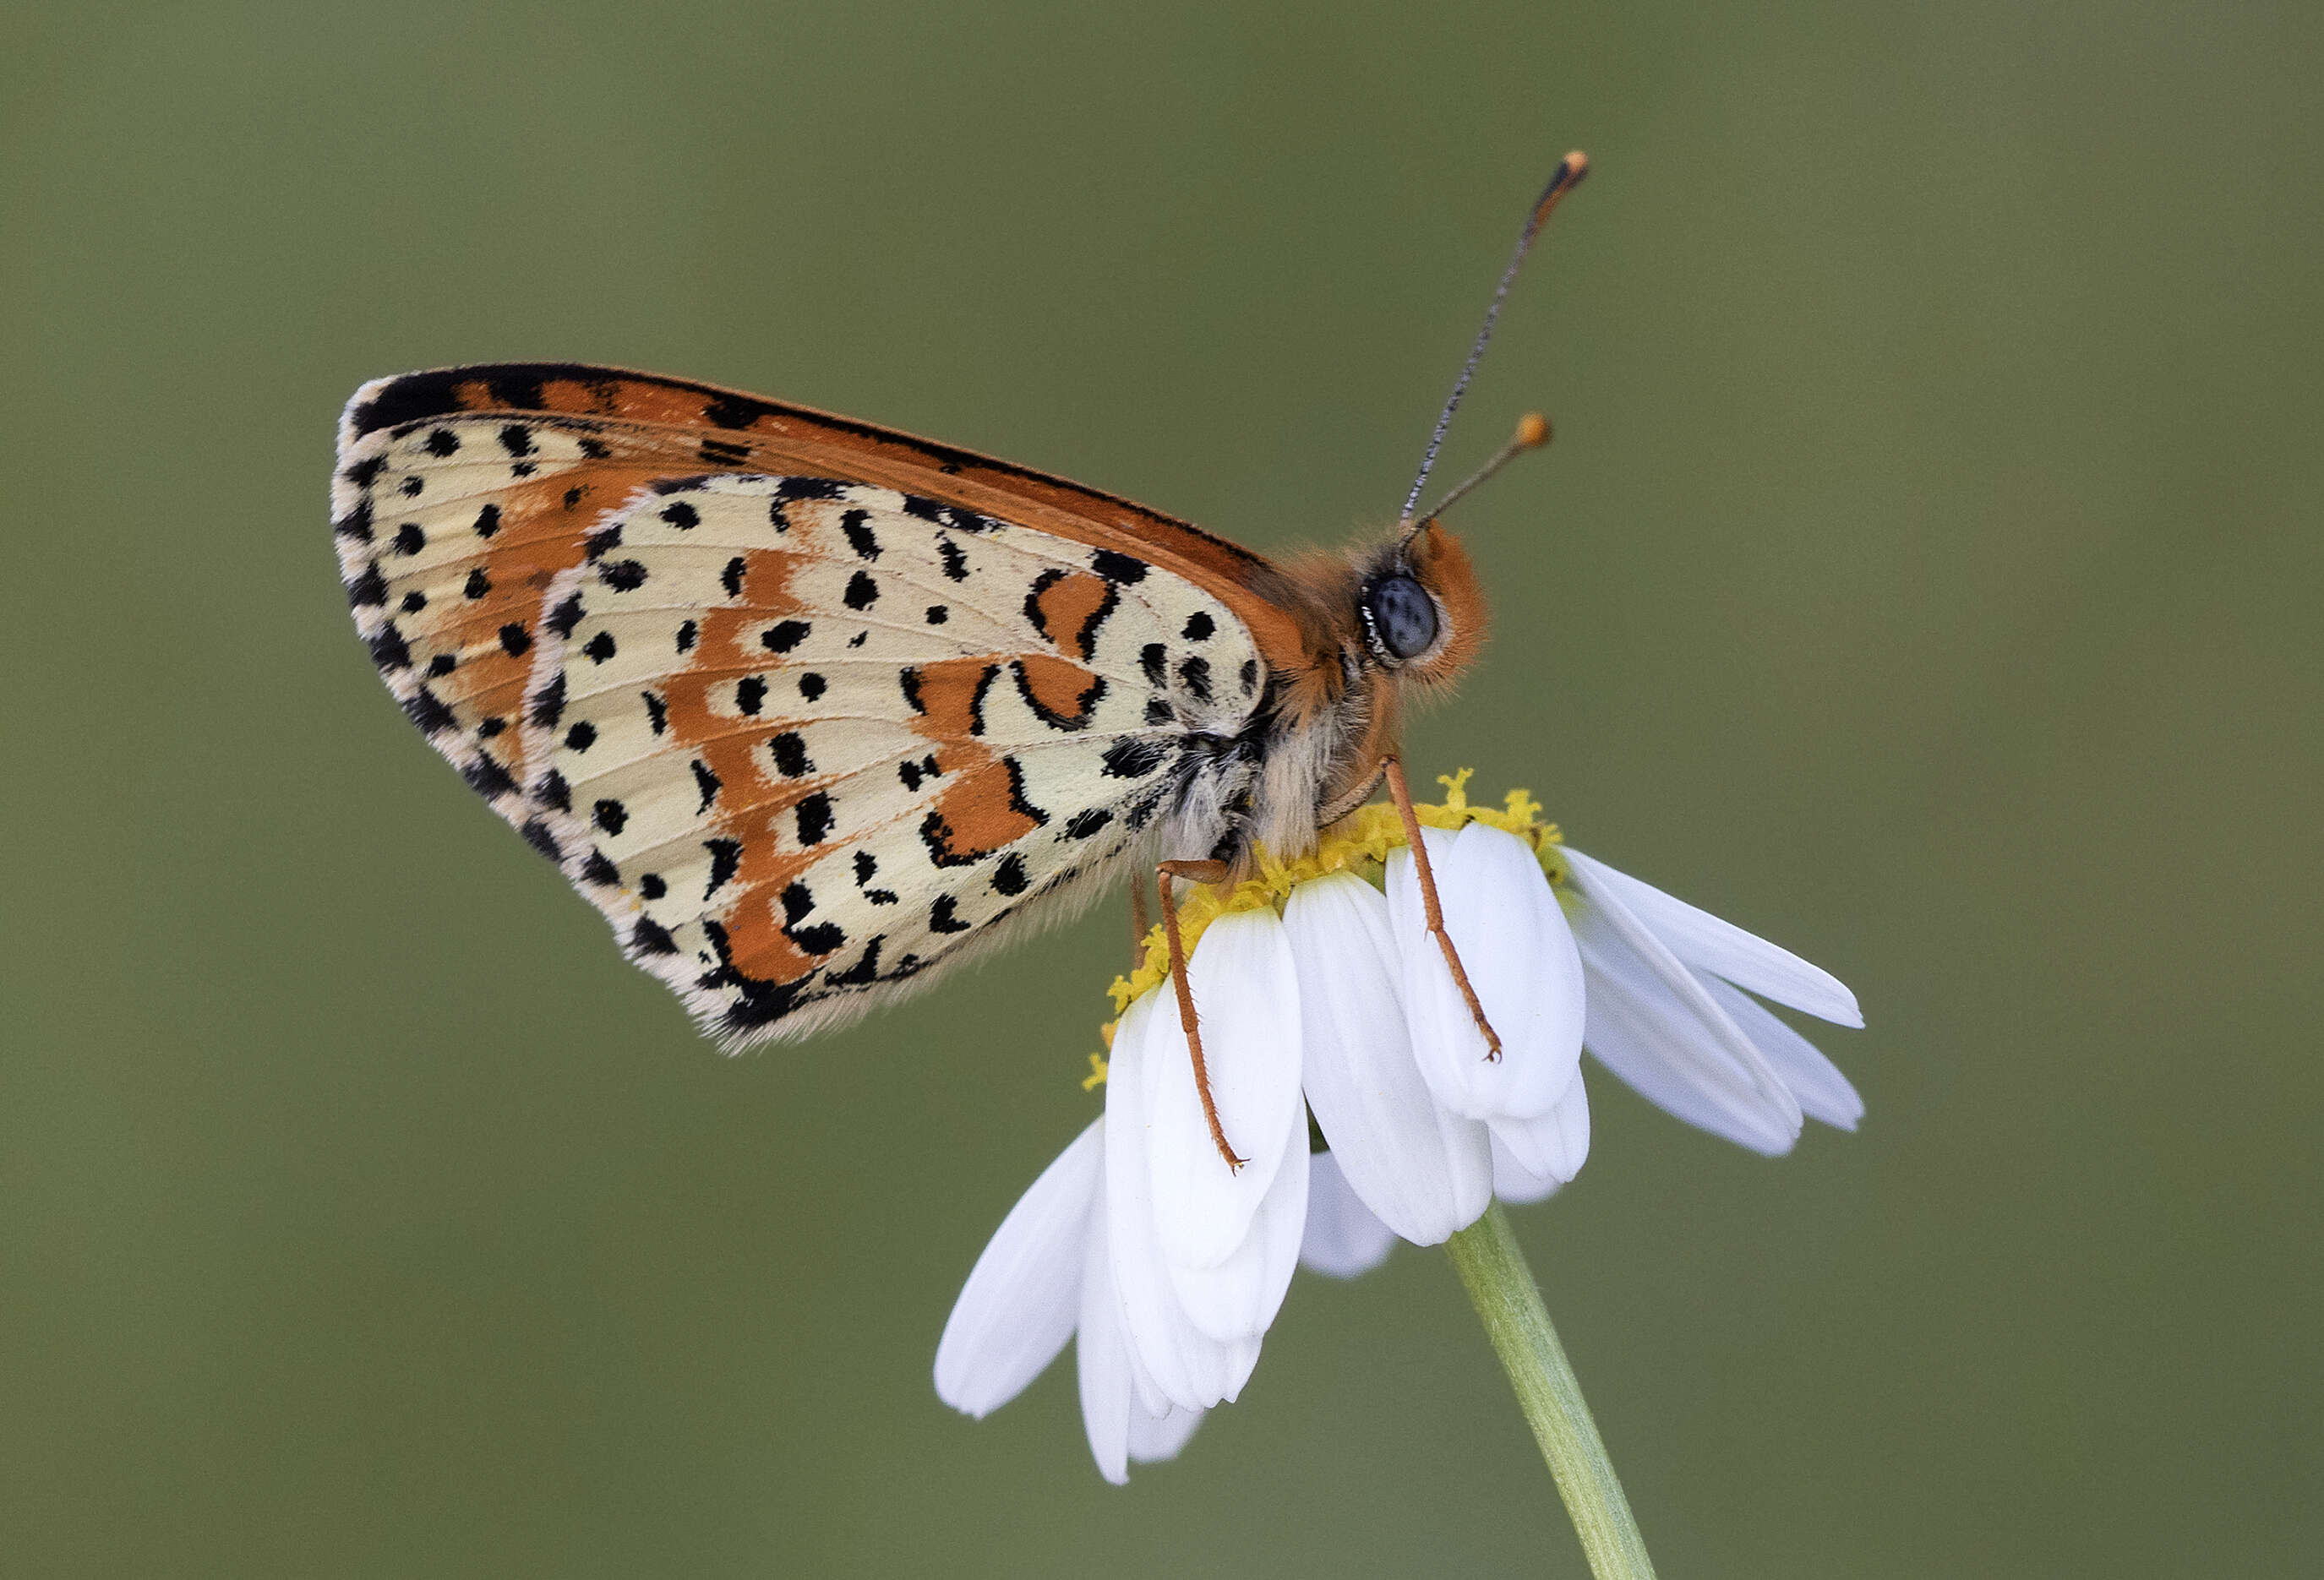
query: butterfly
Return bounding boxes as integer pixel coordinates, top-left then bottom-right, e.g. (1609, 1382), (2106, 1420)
(334, 154), (1586, 1156)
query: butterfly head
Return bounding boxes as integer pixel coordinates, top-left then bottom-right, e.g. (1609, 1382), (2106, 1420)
(1355, 519), (1486, 688)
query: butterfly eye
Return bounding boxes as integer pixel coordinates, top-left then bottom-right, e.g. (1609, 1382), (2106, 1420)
(1364, 573), (1440, 662)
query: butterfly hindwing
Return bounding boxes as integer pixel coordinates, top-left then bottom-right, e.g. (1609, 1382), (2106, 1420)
(334, 372), (1272, 1043)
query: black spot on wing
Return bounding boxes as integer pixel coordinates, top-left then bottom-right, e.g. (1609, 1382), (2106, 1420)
(1091, 549), (1146, 583)
(768, 731), (811, 776)
(701, 393), (761, 429)
(841, 509), (880, 560)
(704, 838), (742, 899)
(992, 853), (1028, 896)
(936, 536), (969, 582)
(520, 818), (563, 862)
(1063, 807), (1114, 840)
(795, 793), (834, 846)
(929, 896), (973, 934)
(1177, 656), (1212, 703)
(529, 673), (566, 728)
(1101, 737), (1169, 778)
(828, 936), (887, 986)
(900, 494), (996, 534)
(1182, 611), (1215, 640)
(462, 751), (516, 801)
(691, 758), (721, 813)
(368, 623), (412, 673)
(345, 566), (387, 608)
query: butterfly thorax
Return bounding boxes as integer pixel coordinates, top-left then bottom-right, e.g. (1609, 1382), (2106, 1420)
(1204, 521), (1487, 875)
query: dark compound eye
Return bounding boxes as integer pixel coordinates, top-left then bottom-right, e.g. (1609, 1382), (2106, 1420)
(1365, 574), (1439, 662)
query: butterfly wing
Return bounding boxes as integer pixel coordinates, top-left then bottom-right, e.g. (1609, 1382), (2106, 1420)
(334, 365), (1281, 1042)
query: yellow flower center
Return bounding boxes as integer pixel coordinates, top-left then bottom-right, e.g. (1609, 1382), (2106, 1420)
(1081, 773), (1568, 1083)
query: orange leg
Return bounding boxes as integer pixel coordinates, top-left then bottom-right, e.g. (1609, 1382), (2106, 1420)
(1157, 858), (1245, 1170)
(1383, 758), (1503, 1060)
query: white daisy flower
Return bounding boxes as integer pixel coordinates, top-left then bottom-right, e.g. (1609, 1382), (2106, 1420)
(936, 771), (1863, 1483)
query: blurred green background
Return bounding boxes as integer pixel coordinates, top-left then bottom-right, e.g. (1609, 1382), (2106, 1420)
(5, 2), (2319, 1574)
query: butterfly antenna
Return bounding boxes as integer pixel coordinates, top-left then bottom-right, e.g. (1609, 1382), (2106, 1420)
(1410, 412), (1552, 534)
(1396, 150), (1589, 528)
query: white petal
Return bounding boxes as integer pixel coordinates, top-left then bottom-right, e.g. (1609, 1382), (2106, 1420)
(1286, 872), (1492, 1246)
(1128, 1399), (1204, 1464)
(1389, 825), (1585, 1123)
(1075, 1144), (1133, 1485)
(1487, 1068), (1591, 1190)
(1568, 856), (1805, 1151)
(1103, 992), (1246, 1411)
(1575, 903), (1799, 1154)
(1143, 907), (1306, 1271)
(1490, 1127), (1565, 1203)
(1699, 973), (1865, 1131)
(1165, 1099), (1311, 1342)
(1300, 1148), (1399, 1277)
(1562, 848), (1863, 1027)
(933, 1118), (1099, 1419)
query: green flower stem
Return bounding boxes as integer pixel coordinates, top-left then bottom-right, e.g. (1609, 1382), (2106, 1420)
(1447, 1202), (1657, 1580)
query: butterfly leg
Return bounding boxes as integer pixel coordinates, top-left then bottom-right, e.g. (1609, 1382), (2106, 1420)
(1156, 858), (1247, 1171)
(1383, 757), (1504, 1060)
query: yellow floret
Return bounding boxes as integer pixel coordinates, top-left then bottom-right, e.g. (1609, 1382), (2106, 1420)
(1095, 771), (1566, 1030)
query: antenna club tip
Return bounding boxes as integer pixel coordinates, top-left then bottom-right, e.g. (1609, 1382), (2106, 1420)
(1515, 411), (1552, 449)
(1563, 150), (1590, 179)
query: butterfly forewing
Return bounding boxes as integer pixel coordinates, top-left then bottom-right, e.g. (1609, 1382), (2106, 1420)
(334, 366), (1274, 1043)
